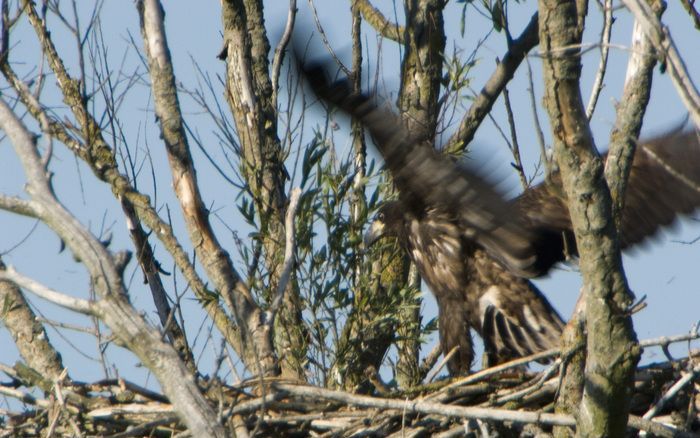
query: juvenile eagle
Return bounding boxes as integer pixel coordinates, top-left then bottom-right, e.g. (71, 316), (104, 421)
(303, 64), (700, 375)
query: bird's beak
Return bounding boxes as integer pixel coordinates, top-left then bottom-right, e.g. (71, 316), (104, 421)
(363, 219), (386, 249)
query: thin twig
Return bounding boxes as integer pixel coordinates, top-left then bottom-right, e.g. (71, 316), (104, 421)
(307, 0), (351, 76)
(586, 0), (613, 119)
(503, 87), (528, 189)
(525, 58), (550, 176)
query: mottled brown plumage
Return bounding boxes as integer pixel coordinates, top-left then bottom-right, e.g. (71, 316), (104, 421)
(368, 203), (565, 374)
(302, 62), (700, 375)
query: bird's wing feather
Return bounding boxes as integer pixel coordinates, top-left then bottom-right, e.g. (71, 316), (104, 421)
(514, 128), (700, 270)
(478, 283), (565, 361)
(302, 65), (543, 277)
(620, 129), (700, 248)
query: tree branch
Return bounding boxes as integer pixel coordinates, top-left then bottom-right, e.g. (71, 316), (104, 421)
(357, 0), (404, 42)
(445, 13), (539, 155)
(267, 187), (301, 324)
(271, 0), (297, 107)
(0, 259), (66, 380)
(0, 84), (226, 437)
(605, 13), (658, 220)
(140, 0), (278, 376)
(621, 0), (700, 126)
(585, 0), (613, 119)
(537, 0), (640, 434)
(0, 266), (94, 314)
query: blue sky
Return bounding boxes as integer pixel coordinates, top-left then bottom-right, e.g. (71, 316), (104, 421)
(0, 0), (698, 392)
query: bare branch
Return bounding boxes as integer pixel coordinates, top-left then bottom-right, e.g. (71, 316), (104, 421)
(139, 0), (277, 376)
(0, 259), (65, 380)
(0, 266), (94, 314)
(268, 187), (302, 324)
(586, 0), (613, 119)
(274, 382), (577, 427)
(357, 0), (404, 42)
(445, 13), (539, 155)
(621, 0), (700, 125)
(271, 0), (297, 107)
(605, 16), (657, 219)
(0, 75), (225, 438)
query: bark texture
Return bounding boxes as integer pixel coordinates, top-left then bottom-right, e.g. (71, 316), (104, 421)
(537, 0), (641, 435)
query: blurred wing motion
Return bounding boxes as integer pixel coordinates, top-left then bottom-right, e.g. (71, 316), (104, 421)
(303, 64), (546, 278)
(516, 128), (700, 261)
(301, 60), (700, 374)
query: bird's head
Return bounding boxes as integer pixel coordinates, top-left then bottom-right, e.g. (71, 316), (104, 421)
(363, 201), (404, 248)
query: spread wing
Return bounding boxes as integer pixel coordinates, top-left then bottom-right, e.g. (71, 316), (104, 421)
(302, 64), (544, 277)
(515, 128), (700, 268)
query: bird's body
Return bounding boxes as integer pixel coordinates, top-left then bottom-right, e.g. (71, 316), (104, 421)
(373, 203), (565, 374)
(302, 61), (700, 375)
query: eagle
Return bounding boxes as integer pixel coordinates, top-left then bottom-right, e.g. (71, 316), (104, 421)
(302, 63), (700, 375)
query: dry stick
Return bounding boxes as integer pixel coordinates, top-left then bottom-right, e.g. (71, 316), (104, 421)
(52, 374), (83, 438)
(272, 382), (685, 436)
(426, 346), (460, 383)
(621, 0), (700, 126)
(586, 0), (613, 119)
(429, 348), (560, 398)
(101, 417), (179, 438)
(0, 385), (51, 409)
(419, 343), (443, 381)
(493, 361), (561, 405)
(643, 362), (700, 420)
(430, 329), (700, 399)
(276, 383), (686, 437)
